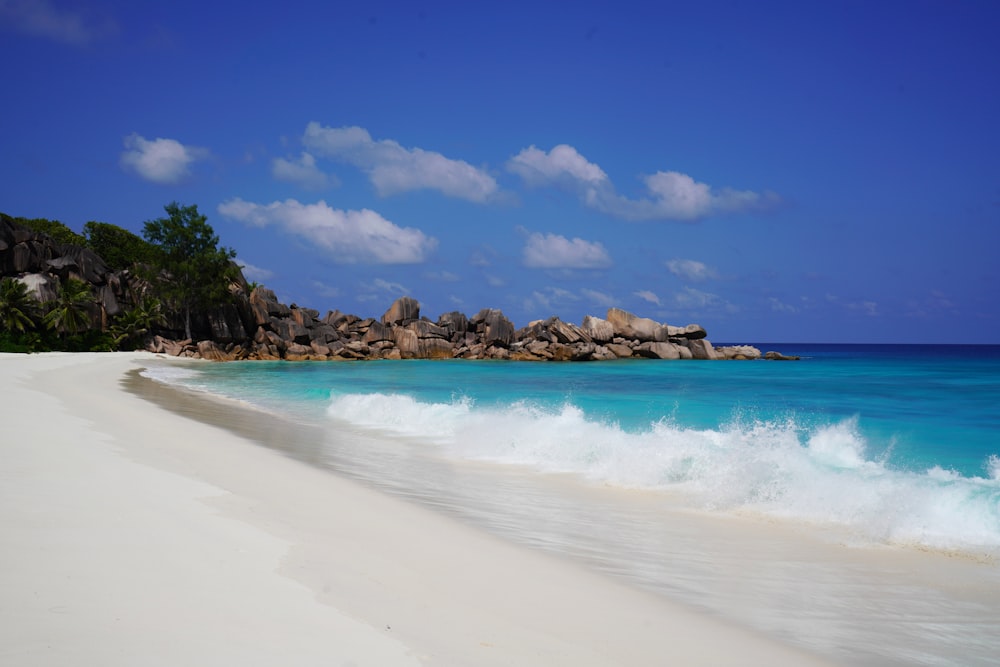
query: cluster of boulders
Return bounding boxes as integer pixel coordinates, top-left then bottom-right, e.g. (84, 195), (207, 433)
(150, 291), (774, 362)
(0, 215), (135, 330)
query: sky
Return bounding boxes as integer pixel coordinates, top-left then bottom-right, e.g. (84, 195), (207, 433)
(1, 0), (998, 343)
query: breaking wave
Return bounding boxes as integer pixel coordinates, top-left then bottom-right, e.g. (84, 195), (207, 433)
(327, 391), (1000, 553)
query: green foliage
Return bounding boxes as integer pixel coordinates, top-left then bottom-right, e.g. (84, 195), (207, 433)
(0, 277), (39, 334)
(9, 214), (87, 246)
(110, 296), (165, 350)
(142, 202), (237, 340)
(83, 221), (157, 271)
(43, 278), (94, 338)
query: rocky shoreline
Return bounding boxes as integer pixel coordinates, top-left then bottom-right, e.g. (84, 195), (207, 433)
(1, 215), (797, 361)
(151, 291), (796, 362)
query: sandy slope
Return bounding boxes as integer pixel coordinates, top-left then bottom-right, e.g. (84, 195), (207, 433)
(0, 352), (834, 666)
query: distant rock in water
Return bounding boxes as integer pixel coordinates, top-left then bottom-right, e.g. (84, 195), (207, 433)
(149, 295), (791, 362)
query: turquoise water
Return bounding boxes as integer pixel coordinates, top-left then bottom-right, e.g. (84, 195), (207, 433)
(142, 344), (1000, 665)
(147, 344), (1000, 553)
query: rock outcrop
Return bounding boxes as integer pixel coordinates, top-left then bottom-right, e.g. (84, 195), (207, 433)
(0, 215), (793, 362)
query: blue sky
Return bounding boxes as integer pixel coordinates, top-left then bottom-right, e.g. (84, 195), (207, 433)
(2, 1), (998, 343)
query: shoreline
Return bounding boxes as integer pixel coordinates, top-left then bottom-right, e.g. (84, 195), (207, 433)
(0, 352), (836, 666)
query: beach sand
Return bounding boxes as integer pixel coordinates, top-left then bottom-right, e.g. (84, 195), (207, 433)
(0, 352), (836, 666)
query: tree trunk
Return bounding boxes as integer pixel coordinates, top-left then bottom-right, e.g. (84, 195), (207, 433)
(184, 305), (192, 341)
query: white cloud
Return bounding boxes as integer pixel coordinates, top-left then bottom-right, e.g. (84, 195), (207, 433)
(581, 288), (616, 308)
(0, 0), (116, 45)
(508, 143), (778, 221)
(373, 278), (410, 295)
(507, 144), (608, 187)
(272, 152), (336, 190)
(217, 198), (437, 264)
(522, 231), (612, 269)
(236, 260), (274, 282)
(303, 122), (499, 202)
(671, 287), (738, 315)
(311, 281), (341, 298)
(666, 258), (718, 282)
(525, 287), (579, 313)
(120, 134), (207, 184)
(634, 290), (661, 306)
(423, 270), (461, 282)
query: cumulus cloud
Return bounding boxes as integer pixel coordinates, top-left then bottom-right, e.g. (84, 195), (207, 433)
(507, 144), (608, 187)
(303, 122), (499, 202)
(634, 290), (662, 306)
(217, 198), (437, 264)
(522, 231), (612, 269)
(0, 0), (116, 45)
(666, 258), (718, 282)
(272, 152), (336, 190)
(120, 134), (207, 184)
(508, 143), (778, 221)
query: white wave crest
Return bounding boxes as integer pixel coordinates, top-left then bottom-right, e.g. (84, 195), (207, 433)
(326, 392), (1000, 551)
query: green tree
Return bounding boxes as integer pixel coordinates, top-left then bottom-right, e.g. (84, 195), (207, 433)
(142, 202), (237, 340)
(43, 278), (94, 342)
(83, 221), (157, 271)
(110, 296), (165, 350)
(0, 277), (38, 334)
(7, 214), (87, 246)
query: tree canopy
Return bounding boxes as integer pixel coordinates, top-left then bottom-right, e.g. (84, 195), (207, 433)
(83, 221), (156, 271)
(142, 202), (237, 340)
(4, 214), (87, 246)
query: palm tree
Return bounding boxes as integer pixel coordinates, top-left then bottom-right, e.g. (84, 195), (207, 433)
(43, 278), (94, 341)
(110, 296), (165, 350)
(0, 277), (38, 334)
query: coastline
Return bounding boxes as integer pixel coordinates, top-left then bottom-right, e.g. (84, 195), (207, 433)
(0, 352), (836, 666)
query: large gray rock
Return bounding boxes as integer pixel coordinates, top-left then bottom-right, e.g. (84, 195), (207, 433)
(418, 337), (454, 359)
(666, 323), (707, 340)
(407, 319), (449, 339)
(581, 315), (614, 343)
(473, 308), (514, 348)
(545, 317), (587, 345)
(634, 341), (682, 359)
(50, 245), (110, 284)
(437, 311), (469, 336)
(382, 296), (420, 325)
(363, 320), (394, 344)
(687, 338), (717, 360)
(273, 317), (310, 344)
(197, 339), (232, 361)
(16, 273), (58, 303)
(393, 327), (419, 358)
(606, 308), (665, 342)
(716, 345), (762, 360)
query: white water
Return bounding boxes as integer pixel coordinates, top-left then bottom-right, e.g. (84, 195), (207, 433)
(327, 392), (1000, 555)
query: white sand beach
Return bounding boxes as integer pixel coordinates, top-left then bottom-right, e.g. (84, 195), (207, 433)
(0, 352), (836, 666)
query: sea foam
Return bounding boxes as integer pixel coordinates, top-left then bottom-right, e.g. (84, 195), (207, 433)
(326, 391), (1000, 553)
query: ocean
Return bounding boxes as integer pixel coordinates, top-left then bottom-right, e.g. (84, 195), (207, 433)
(140, 344), (1000, 665)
